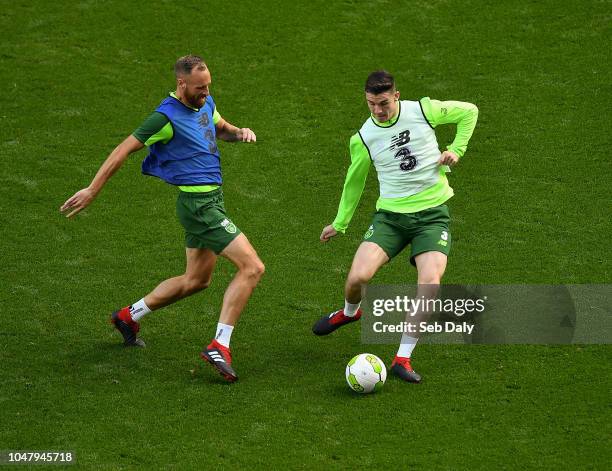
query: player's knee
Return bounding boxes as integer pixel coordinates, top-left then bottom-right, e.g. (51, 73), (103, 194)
(243, 259), (265, 282)
(256, 261), (265, 278)
(252, 260), (265, 280)
(347, 269), (373, 287)
(418, 273), (441, 285)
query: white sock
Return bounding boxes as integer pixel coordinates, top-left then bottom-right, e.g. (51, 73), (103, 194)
(397, 334), (419, 358)
(129, 299), (151, 322)
(344, 300), (361, 317)
(215, 323), (234, 348)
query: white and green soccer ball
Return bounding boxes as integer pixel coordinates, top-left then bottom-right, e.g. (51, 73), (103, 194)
(345, 353), (387, 394)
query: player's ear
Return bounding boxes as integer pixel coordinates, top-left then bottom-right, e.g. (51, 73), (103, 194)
(395, 90), (400, 101)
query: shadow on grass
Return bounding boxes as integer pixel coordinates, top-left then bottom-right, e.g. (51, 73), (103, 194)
(331, 382), (383, 399)
(190, 360), (238, 386)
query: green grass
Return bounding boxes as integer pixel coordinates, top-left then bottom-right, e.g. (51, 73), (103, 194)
(1, 0), (610, 469)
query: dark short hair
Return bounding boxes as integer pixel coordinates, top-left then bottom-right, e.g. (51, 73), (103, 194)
(365, 70), (395, 94)
(174, 55), (207, 77)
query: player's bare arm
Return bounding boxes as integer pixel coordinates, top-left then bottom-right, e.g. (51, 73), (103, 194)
(60, 135), (144, 218)
(215, 117), (256, 143)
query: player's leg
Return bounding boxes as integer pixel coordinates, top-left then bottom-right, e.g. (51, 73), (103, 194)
(345, 242), (389, 303)
(391, 251), (447, 383)
(111, 248), (217, 347)
(218, 233), (265, 326)
(313, 210), (409, 336)
(145, 248), (217, 308)
(312, 242), (390, 336)
(391, 204), (451, 383)
(111, 189), (227, 348)
(415, 250), (447, 285)
(200, 233), (264, 382)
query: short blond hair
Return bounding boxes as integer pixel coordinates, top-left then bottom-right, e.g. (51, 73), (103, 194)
(174, 55), (207, 77)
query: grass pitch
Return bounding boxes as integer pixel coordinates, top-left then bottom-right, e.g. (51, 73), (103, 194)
(1, 0), (610, 469)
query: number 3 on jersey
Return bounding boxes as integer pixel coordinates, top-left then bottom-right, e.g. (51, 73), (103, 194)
(391, 129), (417, 172)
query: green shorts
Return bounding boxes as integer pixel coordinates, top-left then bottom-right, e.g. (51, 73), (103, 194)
(176, 188), (241, 254)
(363, 204), (451, 266)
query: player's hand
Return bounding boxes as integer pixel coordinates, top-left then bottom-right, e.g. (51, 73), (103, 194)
(60, 187), (95, 218)
(237, 128), (256, 143)
(438, 150), (459, 166)
(320, 224), (338, 242)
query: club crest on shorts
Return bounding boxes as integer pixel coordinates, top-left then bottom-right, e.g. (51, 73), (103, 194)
(364, 225), (374, 239)
(437, 230), (449, 246)
(221, 218), (237, 234)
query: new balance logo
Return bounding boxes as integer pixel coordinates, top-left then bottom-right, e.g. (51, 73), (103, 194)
(389, 129), (411, 150)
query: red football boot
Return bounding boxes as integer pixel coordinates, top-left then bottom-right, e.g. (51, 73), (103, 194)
(312, 308), (362, 336)
(390, 356), (422, 383)
(200, 340), (238, 382)
(111, 307), (145, 347)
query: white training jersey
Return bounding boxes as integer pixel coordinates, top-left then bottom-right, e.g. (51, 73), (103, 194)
(358, 100), (444, 199)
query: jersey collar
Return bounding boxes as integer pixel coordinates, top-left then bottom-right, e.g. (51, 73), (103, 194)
(170, 91), (200, 111)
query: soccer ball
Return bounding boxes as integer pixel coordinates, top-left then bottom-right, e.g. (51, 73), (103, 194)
(345, 353), (387, 394)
